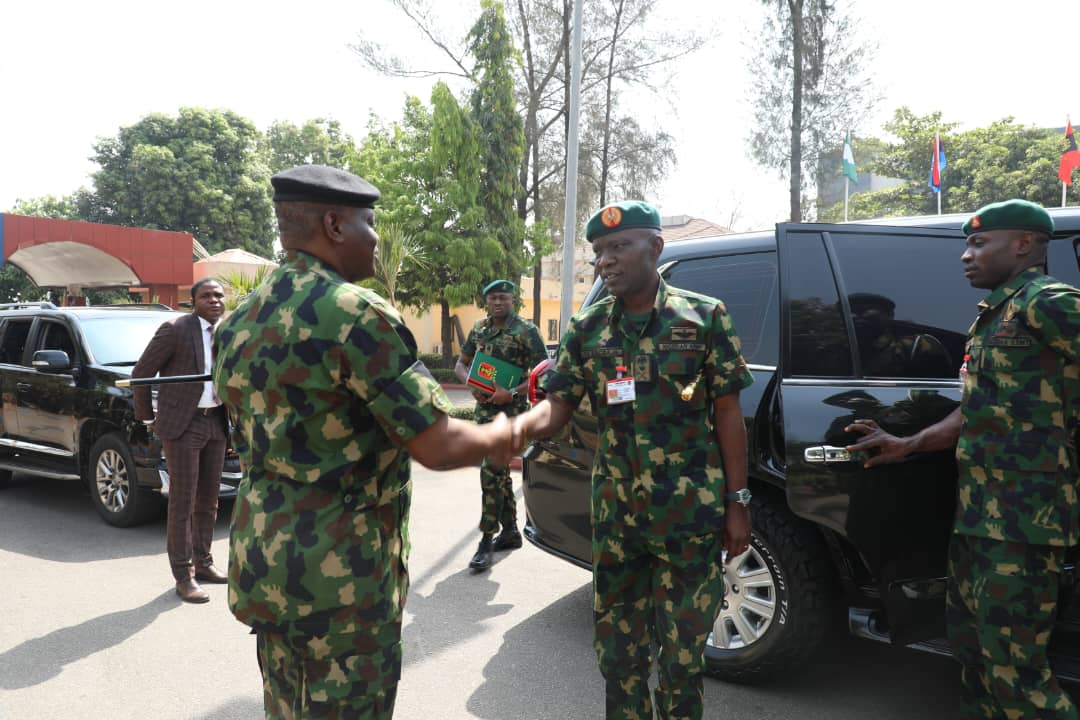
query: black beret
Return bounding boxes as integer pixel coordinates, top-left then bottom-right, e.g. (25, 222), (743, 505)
(962, 199), (1054, 236)
(271, 164), (381, 208)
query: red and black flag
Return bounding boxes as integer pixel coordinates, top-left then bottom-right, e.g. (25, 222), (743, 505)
(1060, 120), (1080, 186)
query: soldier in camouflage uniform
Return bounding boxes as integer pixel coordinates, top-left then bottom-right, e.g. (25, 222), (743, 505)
(847, 199), (1080, 719)
(510, 200), (754, 720)
(211, 164), (514, 720)
(454, 279), (549, 570)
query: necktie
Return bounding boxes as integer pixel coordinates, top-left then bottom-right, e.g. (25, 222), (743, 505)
(208, 325), (220, 405)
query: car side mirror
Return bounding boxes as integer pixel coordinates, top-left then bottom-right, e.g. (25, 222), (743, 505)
(32, 349), (73, 372)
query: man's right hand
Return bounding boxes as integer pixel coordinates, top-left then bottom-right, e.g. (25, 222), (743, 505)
(845, 418), (910, 468)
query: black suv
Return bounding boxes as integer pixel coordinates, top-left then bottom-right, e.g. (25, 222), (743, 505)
(0, 303), (241, 526)
(523, 208), (1080, 683)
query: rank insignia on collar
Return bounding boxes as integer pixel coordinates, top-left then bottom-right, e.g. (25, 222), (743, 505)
(671, 327), (697, 341)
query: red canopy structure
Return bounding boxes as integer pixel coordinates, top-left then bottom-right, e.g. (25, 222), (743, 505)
(0, 213), (194, 308)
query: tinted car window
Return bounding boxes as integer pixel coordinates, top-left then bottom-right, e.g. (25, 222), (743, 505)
(40, 321), (77, 360)
(0, 319), (33, 365)
(783, 232), (852, 377)
(829, 232), (984, 379)
(80, 313), (178, 365)
(664, 252), (779, 366)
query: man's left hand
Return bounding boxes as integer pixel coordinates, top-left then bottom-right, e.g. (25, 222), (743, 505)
(723, 504), (752, 558)
(489, 386), (513, 405)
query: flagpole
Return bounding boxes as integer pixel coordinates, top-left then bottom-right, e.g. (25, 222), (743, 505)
(1064, 181), (1068, 209)
(938, 189), (942, 215)
(844, 177), (849, 222)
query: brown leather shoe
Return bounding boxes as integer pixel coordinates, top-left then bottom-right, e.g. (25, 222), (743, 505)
(195, 565), (228, 584)
(176, 578), (210, 604)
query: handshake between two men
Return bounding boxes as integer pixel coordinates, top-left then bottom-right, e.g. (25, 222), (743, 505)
(404, 394), (573, 473)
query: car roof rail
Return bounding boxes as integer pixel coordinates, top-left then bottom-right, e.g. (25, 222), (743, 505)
(90, 303), (174, 310)
(0, 301), (57, 310)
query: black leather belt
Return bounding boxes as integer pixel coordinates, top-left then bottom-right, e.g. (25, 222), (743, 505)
(197, 405), (223, 416)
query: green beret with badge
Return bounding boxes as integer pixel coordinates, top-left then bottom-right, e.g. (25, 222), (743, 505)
(962, 198), (1054, 236)
(270, 164), (381, 208)
(482, 279), (516, 296)
(585, 200), (662, 243)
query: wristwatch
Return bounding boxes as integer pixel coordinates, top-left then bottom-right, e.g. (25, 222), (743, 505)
(510, 388), (520, 401)
(726, 488), (752, 507)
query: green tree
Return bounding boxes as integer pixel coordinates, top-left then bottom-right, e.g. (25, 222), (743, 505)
(749, 0), (877, 221)
(361, 221), (428, 307)
(86, 107), (275, 255)
(819, 109), (1065, 221)
(355, 88), (502, 364)
(468, 0), (527, 286)
(263, 118), (357, 174)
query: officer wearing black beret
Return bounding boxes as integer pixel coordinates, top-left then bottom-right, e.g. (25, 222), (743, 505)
(848, 198), (1080, 718)
(217, 164), (517, 718)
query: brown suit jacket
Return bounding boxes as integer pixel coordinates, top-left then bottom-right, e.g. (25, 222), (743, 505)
(132, 312), (212, 441)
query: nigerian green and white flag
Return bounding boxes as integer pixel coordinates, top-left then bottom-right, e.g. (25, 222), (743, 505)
(842, 131), (858, 184)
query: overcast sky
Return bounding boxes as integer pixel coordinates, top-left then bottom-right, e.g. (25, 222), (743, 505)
(1, 0), (1074, 232)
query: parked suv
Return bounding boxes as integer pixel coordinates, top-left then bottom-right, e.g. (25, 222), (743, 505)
(0, 302), (242, 527)
(523, 208), (1080, 683)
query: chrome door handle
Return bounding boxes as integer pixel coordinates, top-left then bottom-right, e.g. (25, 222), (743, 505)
(803, 445), (853, 463)
(16, 383), (31, 392)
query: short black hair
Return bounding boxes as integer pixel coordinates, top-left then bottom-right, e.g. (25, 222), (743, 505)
(191, 277), (221, 301)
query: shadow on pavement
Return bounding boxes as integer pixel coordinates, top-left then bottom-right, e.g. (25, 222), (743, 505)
(467, 582), (600, 720)
(0, 475), (232, 562)
(466, 587), (963, 720)
(0, 589), (181, 690)
(192, 697), (266, 720)
(402, 567), (515, 668)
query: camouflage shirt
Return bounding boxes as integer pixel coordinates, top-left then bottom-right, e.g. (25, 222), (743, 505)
(212, 252), (453, 633)
(461, 313), (549, 415)
(544, 278), (753, 540)
(957, 267), (1080, 546)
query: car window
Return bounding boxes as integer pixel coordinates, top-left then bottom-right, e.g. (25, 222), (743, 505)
(39, 321), (77, 361)
(829, 231), (983, 379)
(663, 252), (779, 366)
(0, 319), (34, 365)
(783, 232), (853, 377)
(79, 313), (178, 365)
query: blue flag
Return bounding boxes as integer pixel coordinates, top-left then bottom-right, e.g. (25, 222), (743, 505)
(929, 131), (947, 193)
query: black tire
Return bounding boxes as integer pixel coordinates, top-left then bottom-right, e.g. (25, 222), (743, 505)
(85, 433), (162, 527)
(704, 495), (835, 684)
(0, 468), (11, 489)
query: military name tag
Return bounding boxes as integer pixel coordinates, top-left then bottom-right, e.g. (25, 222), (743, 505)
(657, 342), (707, 352)
(986, 336), (1034, 348)
(582, 347), (623, 359)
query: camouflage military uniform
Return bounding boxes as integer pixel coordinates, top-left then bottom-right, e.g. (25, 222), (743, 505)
(461, 314), (548, 534)
(544, 278), (753, 720)
(212, 252), (453, 720)
(951, 266), (1080, 720)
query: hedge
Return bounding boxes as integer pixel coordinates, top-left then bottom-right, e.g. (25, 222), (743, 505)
(429, 368), (459, 384)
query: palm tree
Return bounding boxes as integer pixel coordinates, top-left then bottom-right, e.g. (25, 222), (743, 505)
(365, 221), (427, 307)
(216, 265), (274, 311)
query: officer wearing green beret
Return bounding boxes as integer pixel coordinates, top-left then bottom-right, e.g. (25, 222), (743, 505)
(212, 164), (516, 719)
(510, 200), (754, 720)
(846, 198), (1080, 719)
(454, 279), (548, 570)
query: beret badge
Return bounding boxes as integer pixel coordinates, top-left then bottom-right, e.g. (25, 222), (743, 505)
(601, 206), (622, 228)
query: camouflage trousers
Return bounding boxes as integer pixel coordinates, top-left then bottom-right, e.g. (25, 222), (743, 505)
(593, 530), (724, 720)
(475, 402), (524, 534)
(256, 620), (402, 720)
(947, 534), (1078, 720)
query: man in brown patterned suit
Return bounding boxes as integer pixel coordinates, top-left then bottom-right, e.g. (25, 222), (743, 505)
(132, 278), (229, 603)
